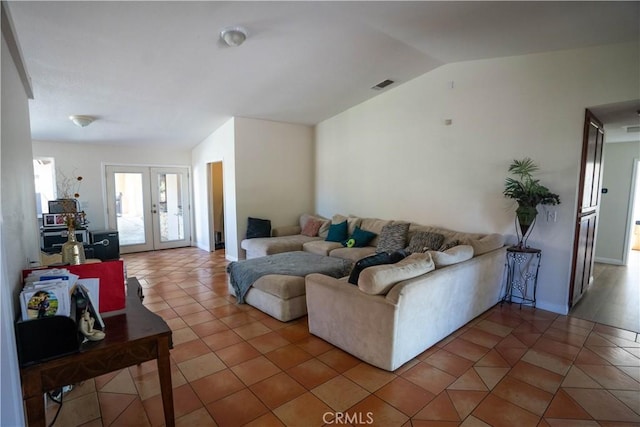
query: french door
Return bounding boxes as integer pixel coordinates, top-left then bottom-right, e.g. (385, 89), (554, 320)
(105, 166), (191, 253)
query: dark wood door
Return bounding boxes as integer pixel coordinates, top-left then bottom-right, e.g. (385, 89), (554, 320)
(569, 110), (605, 306)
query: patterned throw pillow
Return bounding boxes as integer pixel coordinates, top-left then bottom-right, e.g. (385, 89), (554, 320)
(438, 239), (463, 252)
(301, 218), (323, 237)
(406, 231), (445, 253)
(376, 223), (410, 253)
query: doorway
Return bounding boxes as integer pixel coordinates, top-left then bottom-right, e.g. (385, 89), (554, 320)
(208, 162), (225, 251)
(105, 165), (191, 253)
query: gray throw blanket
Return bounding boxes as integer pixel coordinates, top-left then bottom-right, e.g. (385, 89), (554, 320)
(227, 251), (352, 304)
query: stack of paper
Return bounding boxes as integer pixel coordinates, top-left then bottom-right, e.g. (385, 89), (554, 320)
(22, 268), (101, 323)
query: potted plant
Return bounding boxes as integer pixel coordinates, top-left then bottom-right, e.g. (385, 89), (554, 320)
(503, 158), (560, 248)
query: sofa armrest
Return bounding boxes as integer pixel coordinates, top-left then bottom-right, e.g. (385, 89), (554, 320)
(305, 273), (399, 370)
(272, 225), (301, 237)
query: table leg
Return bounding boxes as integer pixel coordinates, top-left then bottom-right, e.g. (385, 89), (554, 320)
(24, 395), (46, 427)
(157, 336), (175, 427)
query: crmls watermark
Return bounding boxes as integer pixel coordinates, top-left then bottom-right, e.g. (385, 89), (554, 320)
(323, 411), (374, 425)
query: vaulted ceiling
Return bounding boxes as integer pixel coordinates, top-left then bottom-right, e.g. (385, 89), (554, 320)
(7, 1), (640, 149)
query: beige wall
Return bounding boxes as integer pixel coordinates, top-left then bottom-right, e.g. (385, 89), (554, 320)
(191, 118), (237, 257)
(1, 28), (36, 426)
(191, 117), (315, 260)
(596, 141), (640, 263)
(32, 141), (191, 231)
(315, 42), (640, 314)
(234, 117), (315, 252)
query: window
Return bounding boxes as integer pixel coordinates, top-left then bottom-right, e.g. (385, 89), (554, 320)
(33, 157), (56, 217)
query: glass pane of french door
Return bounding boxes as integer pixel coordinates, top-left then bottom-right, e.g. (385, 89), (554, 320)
(115, 172), (146, 246)
(106, 165), (190, 253)
(106, 166), (153, 253)
(151, 168), (190, 250)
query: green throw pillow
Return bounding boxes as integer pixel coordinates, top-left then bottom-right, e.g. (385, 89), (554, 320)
(326, 220), (348, 242)
(343, 226), (377, 248)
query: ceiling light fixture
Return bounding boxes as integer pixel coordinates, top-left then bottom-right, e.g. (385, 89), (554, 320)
(69, 115), (95, 128)
(220, 26), (248, 47)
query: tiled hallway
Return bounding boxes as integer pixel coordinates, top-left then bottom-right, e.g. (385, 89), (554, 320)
(45, 247), (640, 426)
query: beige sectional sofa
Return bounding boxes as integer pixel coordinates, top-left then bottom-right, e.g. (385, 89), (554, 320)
(237, 213), (506, 370)
(306, 246), (506, 371)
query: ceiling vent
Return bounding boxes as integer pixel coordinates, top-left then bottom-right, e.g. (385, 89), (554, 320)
(624, 125), (640, 133)
(371, 79), (394, 90)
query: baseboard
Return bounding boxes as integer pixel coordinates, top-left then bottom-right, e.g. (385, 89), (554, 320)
(536, 300), (568, 315)
(594, 257), (624, 265)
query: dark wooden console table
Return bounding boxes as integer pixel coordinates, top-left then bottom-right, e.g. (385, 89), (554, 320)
(20, 277), (174, 426)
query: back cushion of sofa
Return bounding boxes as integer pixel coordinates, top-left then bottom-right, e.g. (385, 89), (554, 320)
(428, 245), (474, 268)
(468, 233), (505, 255)
(357, 253), (435, 295)
(408, 224), (496, 253)
(358, 218), (392, 247)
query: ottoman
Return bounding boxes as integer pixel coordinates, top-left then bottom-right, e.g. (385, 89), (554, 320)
(227, 251), (352, 322)
(228, 274), (307, 322)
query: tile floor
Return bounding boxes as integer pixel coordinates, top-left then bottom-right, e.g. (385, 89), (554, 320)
(45, 247), (640, 426)
(570, 250), (640, 334)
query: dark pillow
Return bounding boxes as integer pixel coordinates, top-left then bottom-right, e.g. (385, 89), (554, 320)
(246, 217), (271, 239)
(348, 250), (408, 285)
(326, 220), (348, 242)
(376, 223), (410, 253)
(406, 231), (445, 253)
(343, 226), (376, 248)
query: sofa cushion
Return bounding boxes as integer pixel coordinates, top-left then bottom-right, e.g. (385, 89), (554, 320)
(241, 235), (321, 258)
(301, 217), (324, 237)
(246, 217), (271, 239)
(428, 245), (474, 268)
(406, 231), (445, 253)
(376, 222), (410, 253)
(357, 253), (435, 295)
(303, 240), (343, 256)
(469, 233), (505, 255)
(329, 246), (377, 263)
(348, 250), (407, 285)
(326, 220), (348, 242)
(252, 274), (306, 300)
(344, 226), (376, 248)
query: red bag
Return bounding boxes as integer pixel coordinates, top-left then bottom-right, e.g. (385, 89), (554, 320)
(23, 260), (126, 313)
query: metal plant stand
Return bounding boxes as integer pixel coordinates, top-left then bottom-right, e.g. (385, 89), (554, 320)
(502, 246), (542, 307)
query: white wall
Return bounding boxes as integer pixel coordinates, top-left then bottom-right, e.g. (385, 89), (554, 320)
(596, 141), (640, 264)
(32, 141), (191, 231)
(191, 117), (315, 261)
(1, 30), (37, 427)
(315, 42), (639, 314)
(191, 118), (237, 257)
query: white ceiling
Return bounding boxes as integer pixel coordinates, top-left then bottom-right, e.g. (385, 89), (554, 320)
(7, 1), (640, 149)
